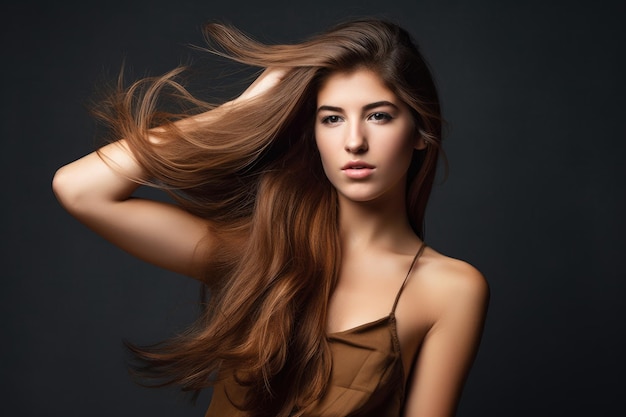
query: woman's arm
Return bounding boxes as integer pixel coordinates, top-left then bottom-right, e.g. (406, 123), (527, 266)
(53, 139), (214, 279)
(403, 261), (489, 417)
(53, 68), (287, 279)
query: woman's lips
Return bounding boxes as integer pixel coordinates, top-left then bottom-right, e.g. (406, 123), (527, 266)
(341, 161), (375, 179)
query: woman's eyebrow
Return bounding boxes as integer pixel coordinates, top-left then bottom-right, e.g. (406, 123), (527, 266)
(317, 105), (343, 113)
(363, 101), (399, 111)
(316, 101), (399, 113)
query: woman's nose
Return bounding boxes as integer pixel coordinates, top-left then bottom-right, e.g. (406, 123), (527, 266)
(344, 123), (368, 153)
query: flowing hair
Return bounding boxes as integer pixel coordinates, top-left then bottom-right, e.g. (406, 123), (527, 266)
(96, 18), (442, 417)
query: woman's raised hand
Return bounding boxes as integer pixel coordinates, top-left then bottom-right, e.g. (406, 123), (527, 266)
(235, 67), (288, 103)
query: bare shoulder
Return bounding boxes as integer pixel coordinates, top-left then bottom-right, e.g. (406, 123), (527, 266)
(400, 247), (490, 417)
(412, 246), (490, 315)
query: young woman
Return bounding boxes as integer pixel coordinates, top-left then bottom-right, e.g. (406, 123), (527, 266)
(53, 19), (488, 417)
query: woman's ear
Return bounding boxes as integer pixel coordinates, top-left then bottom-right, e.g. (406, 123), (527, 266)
(414, 135), (427, 150)
(411, 120), (427, 150)
(413, 129), (427, 151)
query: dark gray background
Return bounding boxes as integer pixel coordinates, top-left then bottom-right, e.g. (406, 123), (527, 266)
(3, 0), (625, 416)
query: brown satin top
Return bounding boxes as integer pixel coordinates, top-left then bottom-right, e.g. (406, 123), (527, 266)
(205, 243), (426, 417)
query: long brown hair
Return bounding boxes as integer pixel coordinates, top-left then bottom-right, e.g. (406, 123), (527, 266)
(99, 18), (442, 416)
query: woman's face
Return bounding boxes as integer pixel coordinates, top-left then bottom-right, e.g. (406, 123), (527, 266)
(315, 69), (419, 205)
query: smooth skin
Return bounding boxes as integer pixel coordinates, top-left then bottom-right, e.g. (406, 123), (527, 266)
(53, 68), (488, 417)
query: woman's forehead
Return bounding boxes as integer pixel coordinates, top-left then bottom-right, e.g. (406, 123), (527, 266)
(316, 69), (399, 107)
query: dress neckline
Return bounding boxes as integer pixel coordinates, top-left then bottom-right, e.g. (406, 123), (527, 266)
(327, 314), (392, 336)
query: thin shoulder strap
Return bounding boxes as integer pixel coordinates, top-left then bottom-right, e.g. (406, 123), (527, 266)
(391, 242), (427, 314)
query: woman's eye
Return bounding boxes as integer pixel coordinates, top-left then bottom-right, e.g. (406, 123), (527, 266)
(321, 115), (342, 124)
(368, 112), (392, 123)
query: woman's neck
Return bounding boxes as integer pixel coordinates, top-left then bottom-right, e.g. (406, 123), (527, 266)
(337, 192), (420, 255)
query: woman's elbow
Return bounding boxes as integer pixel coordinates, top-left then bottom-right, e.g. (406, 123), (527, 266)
(52, 165), (89, 215)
